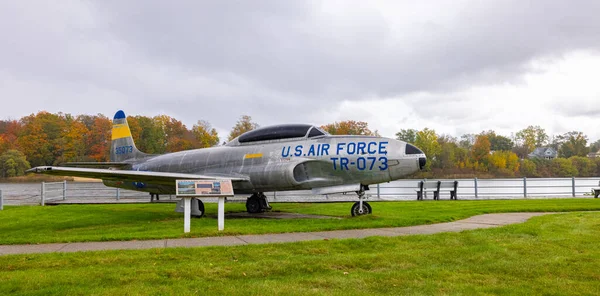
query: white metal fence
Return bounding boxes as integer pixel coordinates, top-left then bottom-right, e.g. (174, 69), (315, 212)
(1, 177), (599, 206)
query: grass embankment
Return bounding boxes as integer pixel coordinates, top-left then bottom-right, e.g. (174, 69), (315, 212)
(1, 199), (599, 245)
(1, 212), (599, 295)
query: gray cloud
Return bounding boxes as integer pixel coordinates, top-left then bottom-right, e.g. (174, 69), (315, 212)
(1, 0), (600, 140)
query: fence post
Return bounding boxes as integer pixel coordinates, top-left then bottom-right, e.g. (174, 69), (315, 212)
(376, 184), (380, 199)
(0, 189), (3, 210)
(273, 191), (277, 200)
(523, 177), (527, 198)
(572, 177), (576, 197)
(41, 182), (45, 206)
(116, 188), (120, 201)
(474, 177), (478, 199)
(63, 180), (67, 200)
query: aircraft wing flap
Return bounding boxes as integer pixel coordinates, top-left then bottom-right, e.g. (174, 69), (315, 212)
(27, 166), (249, 186)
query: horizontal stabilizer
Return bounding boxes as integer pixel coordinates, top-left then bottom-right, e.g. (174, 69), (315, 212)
(62, 162), (132, 169)
(27, 166), (249, 186)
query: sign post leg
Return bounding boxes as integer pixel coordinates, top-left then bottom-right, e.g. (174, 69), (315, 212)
(184, 198), (191, 233)
(218, 197), (225, 231)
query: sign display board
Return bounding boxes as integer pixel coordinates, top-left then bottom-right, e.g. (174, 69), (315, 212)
(176, 179), (234, 197)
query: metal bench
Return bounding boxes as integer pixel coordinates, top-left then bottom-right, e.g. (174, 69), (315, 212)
(416, 180), (458, 200)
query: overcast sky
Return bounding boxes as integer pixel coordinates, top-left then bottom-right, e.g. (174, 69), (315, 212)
(2, 0), (600, 143)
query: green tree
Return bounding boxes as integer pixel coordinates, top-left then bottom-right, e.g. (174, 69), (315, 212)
(228, 115), (259, 141)
(515, 125), (548, 153)
(520, 159), (537, 177)
(556, 131), (589, 158)
(569, 156), (596, 177)
(0, 150), (31, 178)
(459, 134), (475, 150)
(414, 128), (441, 170)
(483, 131), (514, 151)
(590, 139), (600, 153)
(436, 142), (457, 169)
(395, 129), (417, 143)
(193, 120), (220, 148)
(550, 158), (578, 177)
(321, 120), (378, 136)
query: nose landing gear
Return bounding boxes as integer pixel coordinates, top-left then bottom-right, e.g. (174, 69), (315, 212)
(351, 186), (372, 217)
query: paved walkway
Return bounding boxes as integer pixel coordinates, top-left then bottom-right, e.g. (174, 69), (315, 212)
(0, 212), (552, 256)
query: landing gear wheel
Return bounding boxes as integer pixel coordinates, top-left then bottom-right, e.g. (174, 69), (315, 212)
(196, 199), (205, 218)
(246, 195), (262, 213)
(351, 201), (372, 216)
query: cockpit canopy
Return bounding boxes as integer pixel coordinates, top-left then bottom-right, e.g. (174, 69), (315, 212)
(227, 124), (329, 146)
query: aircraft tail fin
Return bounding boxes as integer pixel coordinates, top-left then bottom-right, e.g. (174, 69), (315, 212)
(110, 110), (147, 162)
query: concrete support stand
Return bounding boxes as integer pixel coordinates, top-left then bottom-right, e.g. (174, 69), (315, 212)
(184, 198), (191, 233)
(63, 180), (67, 200)
(218, 197), (225, 231)
(523, 177), (527, 198)
(0, 189), (3, 210)
(116, 188), (120, 201)
(474, 178), (478, 198)
(572, 177), (576, 197)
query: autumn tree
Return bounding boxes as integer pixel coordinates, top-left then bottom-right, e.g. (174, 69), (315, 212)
(228, 115), (259, 141)
(0, 120), (20, 154)
(0, 149), (30, 178)
(395, 129), (417, 143)
(193, 120), (220, 148)
(57, 116), (90, 163)
(555, 131), (589, 158)
(414, 128), (441, 170)
(85, 115), (112, 161)
(16, 111), (67, 167)
(471, 134), (491, 164)
(488, 151), (520, 175)
(321, 120), (378, 136)
(515, 125), (548, 153)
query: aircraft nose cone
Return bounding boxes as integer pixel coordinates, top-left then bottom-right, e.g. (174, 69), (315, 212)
(419, 157), (427, 170)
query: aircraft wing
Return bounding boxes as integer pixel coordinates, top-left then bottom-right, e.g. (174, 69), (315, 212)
(27, 166), (249, 186)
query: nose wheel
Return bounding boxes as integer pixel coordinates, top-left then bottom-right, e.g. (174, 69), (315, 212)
(351, 186), (372, 216)
(351, 201), (372, 216)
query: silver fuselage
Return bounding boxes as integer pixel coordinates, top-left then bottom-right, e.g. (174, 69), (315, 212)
(105, 135), (425, 194)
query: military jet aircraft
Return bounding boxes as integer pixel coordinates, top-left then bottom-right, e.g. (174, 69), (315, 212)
(28, 110), (427, 217)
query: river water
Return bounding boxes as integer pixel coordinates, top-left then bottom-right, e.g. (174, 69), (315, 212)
(1, 177), (599, 205)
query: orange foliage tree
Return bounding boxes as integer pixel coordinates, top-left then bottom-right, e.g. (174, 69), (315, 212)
(320, 120), (379, 136)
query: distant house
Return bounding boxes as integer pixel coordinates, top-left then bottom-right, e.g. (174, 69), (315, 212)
(587, 151), (600, 158)
(528, 147), (558, 160)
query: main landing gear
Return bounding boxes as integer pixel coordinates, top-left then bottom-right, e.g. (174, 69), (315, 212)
(351, 186), (372, 217)
(246, 192), (272, 214)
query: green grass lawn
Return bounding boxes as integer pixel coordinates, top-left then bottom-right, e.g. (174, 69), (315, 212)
(0, 199), (599, 245)
(1, 212), (599, 295)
